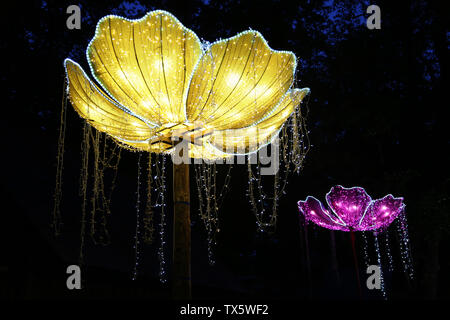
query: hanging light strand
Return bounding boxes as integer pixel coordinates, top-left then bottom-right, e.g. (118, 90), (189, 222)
(362, 231), (370, 268)
(88, 130), (111, 245)
(383, 230), (394, 272)
(79, 122), (91, 266)
(291, 94), (311, 174)
(397, 209), (414, 280)
(101, 135), (122, 216)
(216, 164), (233, 210)
(374, 232), (387, 299)
(246, 97), (309, 233)
(52, 77), (68, 236)
(132, 153), (142, 281)
(143, 153), (155, 244)
(78, 127), (121, 264)
(194, 162), (215, 265)
(193, 161), (232, 265)
(155, 154), (168, 283)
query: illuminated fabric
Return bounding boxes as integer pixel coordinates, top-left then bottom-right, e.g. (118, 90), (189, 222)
(297, 186), (405, 231)
(64, 10), (309, 159)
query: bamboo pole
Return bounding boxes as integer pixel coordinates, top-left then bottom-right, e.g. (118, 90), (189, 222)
(172, 162), (191, 299)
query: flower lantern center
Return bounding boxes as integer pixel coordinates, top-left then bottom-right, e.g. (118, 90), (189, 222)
(149, 122), (214, 151)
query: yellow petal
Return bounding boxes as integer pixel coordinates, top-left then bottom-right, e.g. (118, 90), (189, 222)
(87, 10), (203, 125)
(209, 88), (309, 154)
(112, 137), (168, 153)
(186, 31), (296, 130)
(64, 59), (153, 142)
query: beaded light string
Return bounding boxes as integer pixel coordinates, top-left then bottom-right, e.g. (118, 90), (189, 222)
(89, 130), (101, 243)
(78, 78), (94, 265)
(362, 231), (370, 268)
(216, 164), (233, 212)
(53, 75), (124, 266)
(194, 162), (233, 265)
(383, 230), (394, 272)
(247, 160), (270, 232)
(291, 89), (310, 173)
(79, 123), (91, 265)
(155, 154), (168, 283)
(143, 153), (155, 244)
(373, 232), (387, 299)
(396, 210), (414, 279)
(132, 153), (142, 280)
(354, 226), (413, 299)
(77, 126), (123, 263)
(88, 129), (123, 245)
(246, 103), (309, 233)
(52, 77), (67, 236)
(200, 163), (215, 265)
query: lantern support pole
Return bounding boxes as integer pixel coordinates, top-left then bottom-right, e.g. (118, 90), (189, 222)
(172, 161), (191, 299)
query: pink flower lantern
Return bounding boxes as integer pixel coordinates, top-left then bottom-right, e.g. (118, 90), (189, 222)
(297, 185), (413, 299)
(297, 185), (405, 232)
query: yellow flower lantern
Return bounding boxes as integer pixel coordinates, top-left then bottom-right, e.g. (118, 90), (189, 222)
(57, 10), (310, 298)
(64, 10), (309, 159)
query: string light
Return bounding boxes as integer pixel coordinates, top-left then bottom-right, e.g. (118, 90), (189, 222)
(155, 154), (168, 283)
(247, 99), (309, 233)
(383, 230), (394, 272)
(132, 153), (142, 281)
(396, 210), (414, 279)
(143, 153), (155, 244)
(78, 123), (91, 266)
(194, 162), (232, 265)
(52, 78), (67, 236)
(362, 231), (370, 268)
(373, 232), (387, 299)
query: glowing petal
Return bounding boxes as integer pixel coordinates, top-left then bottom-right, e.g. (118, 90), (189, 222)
(325, 185), (372, 229)
(298, 197), (346, 231)
(64, 59), (152, 141)
(359, 195), (405, 231)
(87, 10), (203, 125)
(298, 186), (406, 232)
(186, 31), (297, 130)
(209, 88), (309, 154)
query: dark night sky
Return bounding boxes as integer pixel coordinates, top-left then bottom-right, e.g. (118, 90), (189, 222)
(2, 0), (449, 302)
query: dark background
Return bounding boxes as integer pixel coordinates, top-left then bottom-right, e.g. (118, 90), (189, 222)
(2, 0), (449, 301)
